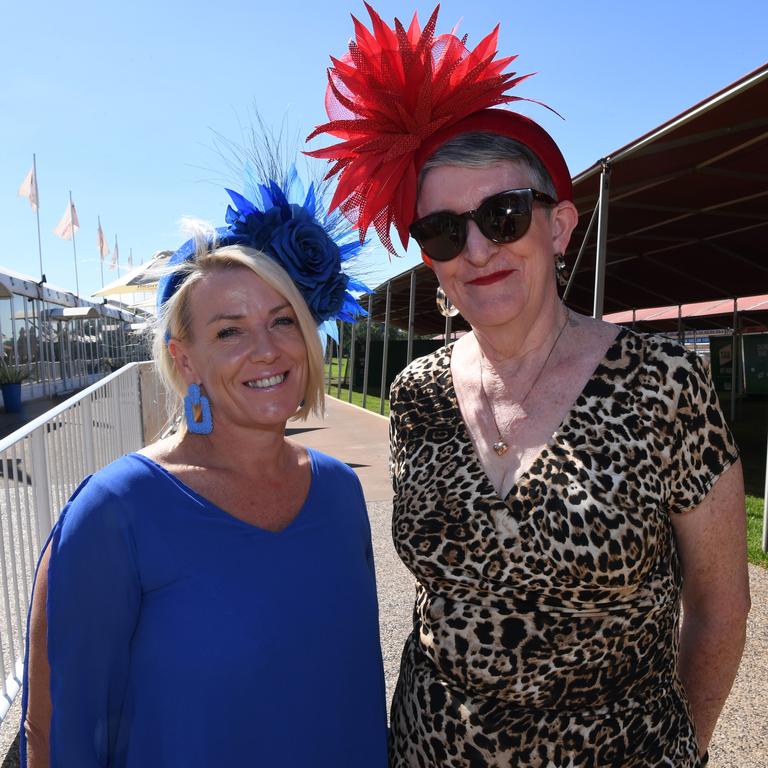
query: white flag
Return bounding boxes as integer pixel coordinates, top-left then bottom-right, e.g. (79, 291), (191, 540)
(110, 237), (119, 271)
(97, 221), (110, 261)
(18, 168), (39, 211)
(53, 200), (79, 240)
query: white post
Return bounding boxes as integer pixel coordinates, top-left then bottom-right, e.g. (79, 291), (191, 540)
(362, 294), (373, 409)
(593, 161), (611, 320)
(407, 270), (416, 364)
(32, 154), (44, 281)
(763, 436), (768, 552)
(348, 323), (356, 404)
(81, 396), (96, 475)
(30, 429), (53, 546)
(69, 192), (80, 298)
(379, 283), (391, 415)
(730, 300), (738, 423)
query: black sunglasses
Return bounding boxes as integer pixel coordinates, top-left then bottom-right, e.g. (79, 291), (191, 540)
(409, 188), (557, 262)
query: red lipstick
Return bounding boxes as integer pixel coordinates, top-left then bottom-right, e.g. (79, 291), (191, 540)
(467, 270), (514, 286)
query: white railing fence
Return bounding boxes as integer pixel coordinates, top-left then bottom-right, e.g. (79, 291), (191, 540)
(0, 363), (144, 723)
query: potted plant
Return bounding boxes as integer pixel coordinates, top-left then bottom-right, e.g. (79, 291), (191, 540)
(0, 358), (29, 414)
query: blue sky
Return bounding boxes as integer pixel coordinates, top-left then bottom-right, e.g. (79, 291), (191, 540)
(1, 0), (766, 301)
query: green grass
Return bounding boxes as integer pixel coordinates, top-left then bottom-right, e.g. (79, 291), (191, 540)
(324, 357), (390, 415)
(324, 383), (390, 417)
(324, 358), (349, 381)
(746, 495), (768, 568)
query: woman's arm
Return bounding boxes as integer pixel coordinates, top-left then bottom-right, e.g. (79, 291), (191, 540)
(24, 543), (52, 767)
(25, 477), (142, 767)
(671, 459), (750, 756)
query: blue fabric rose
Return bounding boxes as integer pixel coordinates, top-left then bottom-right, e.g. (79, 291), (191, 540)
(266, 209), (347, 322)
(159, 179), (370, 332)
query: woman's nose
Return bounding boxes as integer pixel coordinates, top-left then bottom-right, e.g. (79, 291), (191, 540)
(248, 333), (279, 363)
(462, 220), (496, 267)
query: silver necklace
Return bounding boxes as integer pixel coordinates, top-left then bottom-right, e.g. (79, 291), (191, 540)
(479, 307), (570, 457)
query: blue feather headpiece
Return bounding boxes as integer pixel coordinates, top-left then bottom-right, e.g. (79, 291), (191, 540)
(157, 169), (370, 342)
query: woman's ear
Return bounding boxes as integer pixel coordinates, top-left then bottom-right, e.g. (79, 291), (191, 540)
(551, 200), (579, 254)
(168, 338), (198, 387)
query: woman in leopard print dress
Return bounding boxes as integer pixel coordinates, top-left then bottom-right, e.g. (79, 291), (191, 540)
(309, 7), (749, 766)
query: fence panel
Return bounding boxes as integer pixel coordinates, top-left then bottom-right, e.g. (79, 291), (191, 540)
(0, 363), (144, 723)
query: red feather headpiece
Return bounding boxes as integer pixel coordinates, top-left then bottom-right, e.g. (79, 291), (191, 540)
(307, 3), (573, 254)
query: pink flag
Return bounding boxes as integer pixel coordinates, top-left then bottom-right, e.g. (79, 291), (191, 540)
(110, 236), (119, 271)
(97, 220), (110, 261)
(18, 168), (39, 211)
(53, 200), (79, 240)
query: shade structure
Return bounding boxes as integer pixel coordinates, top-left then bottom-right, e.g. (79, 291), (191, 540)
(605, 294), (768, 334)
(92, 251), (172, 298)
(368, 62), (768, 333)
(562, 62), (768, 317)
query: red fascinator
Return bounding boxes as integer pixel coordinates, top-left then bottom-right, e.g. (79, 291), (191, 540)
(307, 3), (573, 254)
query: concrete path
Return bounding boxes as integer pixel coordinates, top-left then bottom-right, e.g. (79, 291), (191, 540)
(288, 395), (392, 502)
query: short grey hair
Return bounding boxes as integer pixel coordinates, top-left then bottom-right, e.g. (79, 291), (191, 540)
(419, 132), (557, 199)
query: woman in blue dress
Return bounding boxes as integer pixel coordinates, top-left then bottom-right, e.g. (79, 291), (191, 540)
(21, 175), (388, 767)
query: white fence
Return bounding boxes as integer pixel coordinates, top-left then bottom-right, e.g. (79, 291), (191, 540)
(0, 364), (144, 723)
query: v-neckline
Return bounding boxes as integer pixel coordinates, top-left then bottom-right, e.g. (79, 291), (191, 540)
(445, 328), (628, 504)
(131, 450), (317, 535)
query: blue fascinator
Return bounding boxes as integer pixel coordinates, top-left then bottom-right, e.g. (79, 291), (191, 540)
(157, 168), (370, 342)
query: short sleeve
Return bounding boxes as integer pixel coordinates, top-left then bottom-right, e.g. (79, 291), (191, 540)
(44, 476), (141, 766)
(666, 353), (740, 514)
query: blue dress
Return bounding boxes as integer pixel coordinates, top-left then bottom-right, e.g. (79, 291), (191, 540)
(21, 449), (388, 767)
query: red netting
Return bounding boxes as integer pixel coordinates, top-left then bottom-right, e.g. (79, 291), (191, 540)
(306, 3), (529, 254)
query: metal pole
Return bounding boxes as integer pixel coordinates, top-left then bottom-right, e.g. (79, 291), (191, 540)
(678, 304), (684, 344)
(362, 293), (373, 409)
(379, 282), (391, 415)
(445, 314), (453, 344)
(632, 308), (636, 332)
(30, 430), (53, 545)
(730, 299), (738, 423)
(32, 154), (44, 280)
(592, 161), (611, 320)
(406, 270), (416, 364)
(348, 322), (356, 403)
(98, 216), (105, 288)
(763, 436), (768, 551)
(69, 191), (80, 298)
(325, 342), (332, 392)
(336, 322), (344, 399)
(563, 201), (599, 302)
(48, 302), (57, 395)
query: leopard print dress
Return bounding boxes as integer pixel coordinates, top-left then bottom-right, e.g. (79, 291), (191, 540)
(388, 329), (739, 768)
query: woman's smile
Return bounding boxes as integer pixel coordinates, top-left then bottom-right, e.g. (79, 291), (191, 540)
(244, 372), (289, 390)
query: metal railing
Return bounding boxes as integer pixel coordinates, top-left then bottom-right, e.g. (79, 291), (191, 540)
(0, 363), (144, 723)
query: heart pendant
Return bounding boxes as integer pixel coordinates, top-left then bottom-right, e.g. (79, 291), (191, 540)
(493, 439), (508, 456)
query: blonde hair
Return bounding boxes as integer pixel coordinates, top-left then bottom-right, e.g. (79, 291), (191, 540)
(153, 231), (325, 435)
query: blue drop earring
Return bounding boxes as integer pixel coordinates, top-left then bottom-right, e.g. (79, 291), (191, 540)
(184, 383), (213, 435)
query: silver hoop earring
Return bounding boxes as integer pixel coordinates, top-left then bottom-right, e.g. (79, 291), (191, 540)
(436, 286), (460, 318)
(554, 253), (570, 287)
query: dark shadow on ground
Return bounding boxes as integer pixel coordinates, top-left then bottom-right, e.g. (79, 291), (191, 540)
(285, 426), (326, 436)
(2, 734), (18, 768)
